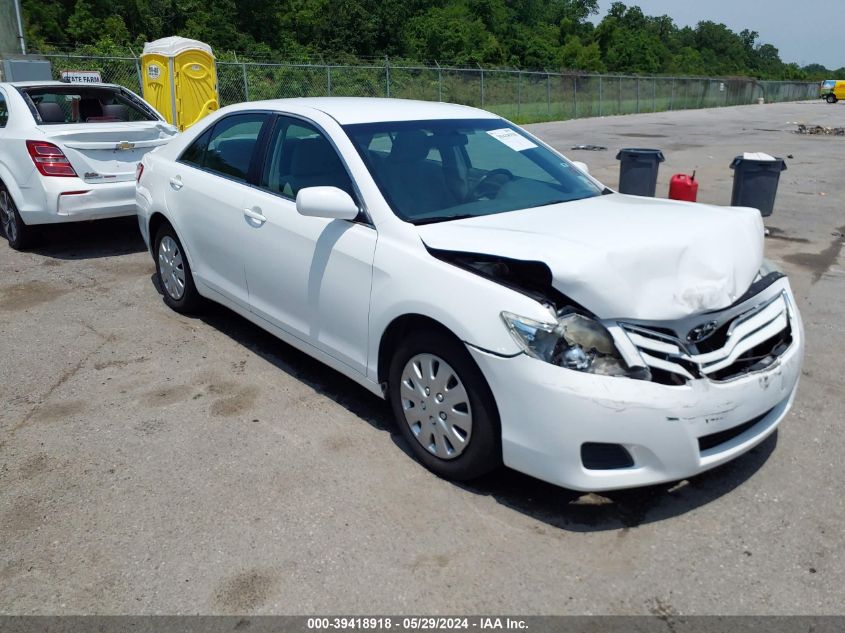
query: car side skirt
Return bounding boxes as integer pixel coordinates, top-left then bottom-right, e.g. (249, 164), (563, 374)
(194, 279), (386, 399)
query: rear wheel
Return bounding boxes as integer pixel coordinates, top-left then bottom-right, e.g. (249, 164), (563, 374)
(388, 328), (501, 481)
(0, 185), (36, 251)
(826, 94), (837, 104)
(154, 224), (202, 313)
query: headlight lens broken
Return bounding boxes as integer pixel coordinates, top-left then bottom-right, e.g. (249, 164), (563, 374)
(501, 311), (630, 376)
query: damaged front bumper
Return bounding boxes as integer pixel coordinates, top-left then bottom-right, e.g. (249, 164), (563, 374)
(469, 277), (804, 491)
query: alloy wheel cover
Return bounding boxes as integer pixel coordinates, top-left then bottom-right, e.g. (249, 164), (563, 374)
(158, 236), (186, 300)
(399, 353), (473, 459)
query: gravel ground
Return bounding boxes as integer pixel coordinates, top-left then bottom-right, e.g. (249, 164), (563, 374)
(0, 100), (843, 615)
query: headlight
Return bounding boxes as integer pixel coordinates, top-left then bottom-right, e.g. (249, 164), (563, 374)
(501, 311), (630, 376)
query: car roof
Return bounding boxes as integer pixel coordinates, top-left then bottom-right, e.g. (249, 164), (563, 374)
(1, 80), (123, 89)
(225, 97), (500, 125)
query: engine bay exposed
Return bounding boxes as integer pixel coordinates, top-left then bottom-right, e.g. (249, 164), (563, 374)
(426, 246), (581, 313)
(428, 246), (639, 378)
(428, 246), (795, 386)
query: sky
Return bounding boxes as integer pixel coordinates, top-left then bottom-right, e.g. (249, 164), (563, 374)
(595, 0), (842, 69)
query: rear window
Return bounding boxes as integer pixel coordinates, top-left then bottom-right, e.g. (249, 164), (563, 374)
(19, 86), (159, 124)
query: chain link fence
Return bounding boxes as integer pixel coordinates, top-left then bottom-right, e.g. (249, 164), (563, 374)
(41, 53), (819, 124)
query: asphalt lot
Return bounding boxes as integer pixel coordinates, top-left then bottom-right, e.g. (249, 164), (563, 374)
(1, 101), (843, 615)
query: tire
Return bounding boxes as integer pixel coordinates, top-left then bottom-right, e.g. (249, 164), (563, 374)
(0, 184), (37, 251)
(154, 223), (202, 314)
(388, 328), (501, 481)
(826, 94), (837, 104)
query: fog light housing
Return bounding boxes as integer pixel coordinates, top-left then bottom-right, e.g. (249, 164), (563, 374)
(581, 443), (634, 470)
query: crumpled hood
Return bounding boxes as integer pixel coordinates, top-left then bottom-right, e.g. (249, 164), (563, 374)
(417, 193), (764, 320)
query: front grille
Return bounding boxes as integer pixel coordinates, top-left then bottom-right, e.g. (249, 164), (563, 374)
(697, 408), (773, 452)
(621, 291), (793, 384)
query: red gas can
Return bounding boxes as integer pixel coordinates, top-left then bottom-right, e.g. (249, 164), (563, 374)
(668, 172), (699, 202)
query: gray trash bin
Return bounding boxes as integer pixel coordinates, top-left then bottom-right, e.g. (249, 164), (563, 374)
(729, 156), (787, 217)
(616, 148), (665, 197)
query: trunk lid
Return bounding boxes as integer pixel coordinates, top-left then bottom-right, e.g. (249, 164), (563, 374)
(39, 122), (177, 184)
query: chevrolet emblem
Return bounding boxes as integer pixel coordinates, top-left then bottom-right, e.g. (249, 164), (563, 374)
(115, 141), (135, 151)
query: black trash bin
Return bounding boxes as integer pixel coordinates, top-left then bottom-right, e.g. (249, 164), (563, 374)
(729, 155), (787, 217)
(616, 148), (666, 197)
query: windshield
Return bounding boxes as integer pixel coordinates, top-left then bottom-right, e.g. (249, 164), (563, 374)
(822, 80), (836, 89)
(344, 118), (602, 224)
(20, 86), (160, 124)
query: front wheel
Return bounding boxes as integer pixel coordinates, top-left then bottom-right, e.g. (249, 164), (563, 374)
(0, 185), (37, 251)
(826, 94), (837, 104)
(154, 224), (203, 313)
(388, 329), (501, 481)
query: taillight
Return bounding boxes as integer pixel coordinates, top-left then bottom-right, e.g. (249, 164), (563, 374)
(26, 141), (77, 177)
(135, 162), (144, 183)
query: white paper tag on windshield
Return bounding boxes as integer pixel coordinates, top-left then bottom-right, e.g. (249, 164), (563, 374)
(486, 128), (537, 151)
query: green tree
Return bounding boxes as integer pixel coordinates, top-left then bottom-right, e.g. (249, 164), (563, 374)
(19, 0), (828, 81)
(403, 4), (499, 65)
(67, 0), (131, 45)
(802, 63), (829, 81)
(576, 41), (604, 72)
(558, 36), (583, 69)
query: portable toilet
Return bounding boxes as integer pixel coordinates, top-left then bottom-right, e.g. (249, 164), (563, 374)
(141, 36), (219, 131)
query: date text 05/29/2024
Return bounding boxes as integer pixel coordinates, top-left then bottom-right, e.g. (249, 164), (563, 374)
(306, 617), (528, 630)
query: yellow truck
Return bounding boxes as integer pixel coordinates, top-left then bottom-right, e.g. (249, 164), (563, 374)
(820, 79), (845, 103)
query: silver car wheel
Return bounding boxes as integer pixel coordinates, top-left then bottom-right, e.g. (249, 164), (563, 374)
(399, 353), (473, 460)
(158, 235), (186, 301)
(0, 190), (17, 243)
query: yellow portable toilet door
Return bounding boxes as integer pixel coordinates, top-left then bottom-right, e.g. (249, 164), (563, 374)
(141, 53), (175, 125)
(174, 49), (219, 131)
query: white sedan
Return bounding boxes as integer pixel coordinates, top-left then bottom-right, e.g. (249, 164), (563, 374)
(0, 80), (176, 249)
(136, 98), (803, 491)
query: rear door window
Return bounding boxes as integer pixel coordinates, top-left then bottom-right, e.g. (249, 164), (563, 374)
(190, 113), (268, 182)
(0, 91), (7, 127)
(180, 128), (213, 168)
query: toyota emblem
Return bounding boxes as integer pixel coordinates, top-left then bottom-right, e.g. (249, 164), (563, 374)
(687, 320), (719, 343)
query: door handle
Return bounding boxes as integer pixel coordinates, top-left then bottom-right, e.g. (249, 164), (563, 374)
(244, 207), (266, 223)
(169, 175), (183, 190)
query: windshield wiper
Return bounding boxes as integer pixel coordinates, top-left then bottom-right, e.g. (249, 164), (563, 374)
(412, 193), (600, 224)
(526, 193), (601, 209)
(527, 199), (568, 208)
(413, 213), (479, 225)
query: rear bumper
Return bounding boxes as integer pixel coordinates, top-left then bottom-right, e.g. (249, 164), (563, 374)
(17, 177), (136, 225)
(468, 300), (804, 492)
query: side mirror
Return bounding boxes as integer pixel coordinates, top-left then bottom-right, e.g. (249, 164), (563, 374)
(296, 186), (359, 221)
(572, 161), (590, 175)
